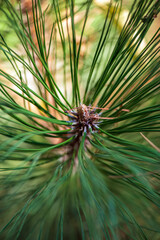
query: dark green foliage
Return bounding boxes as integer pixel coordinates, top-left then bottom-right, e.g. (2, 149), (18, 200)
(0, 0), (160, 239)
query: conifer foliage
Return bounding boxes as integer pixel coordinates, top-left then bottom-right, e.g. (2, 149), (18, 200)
(0, 0), (160, 239)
